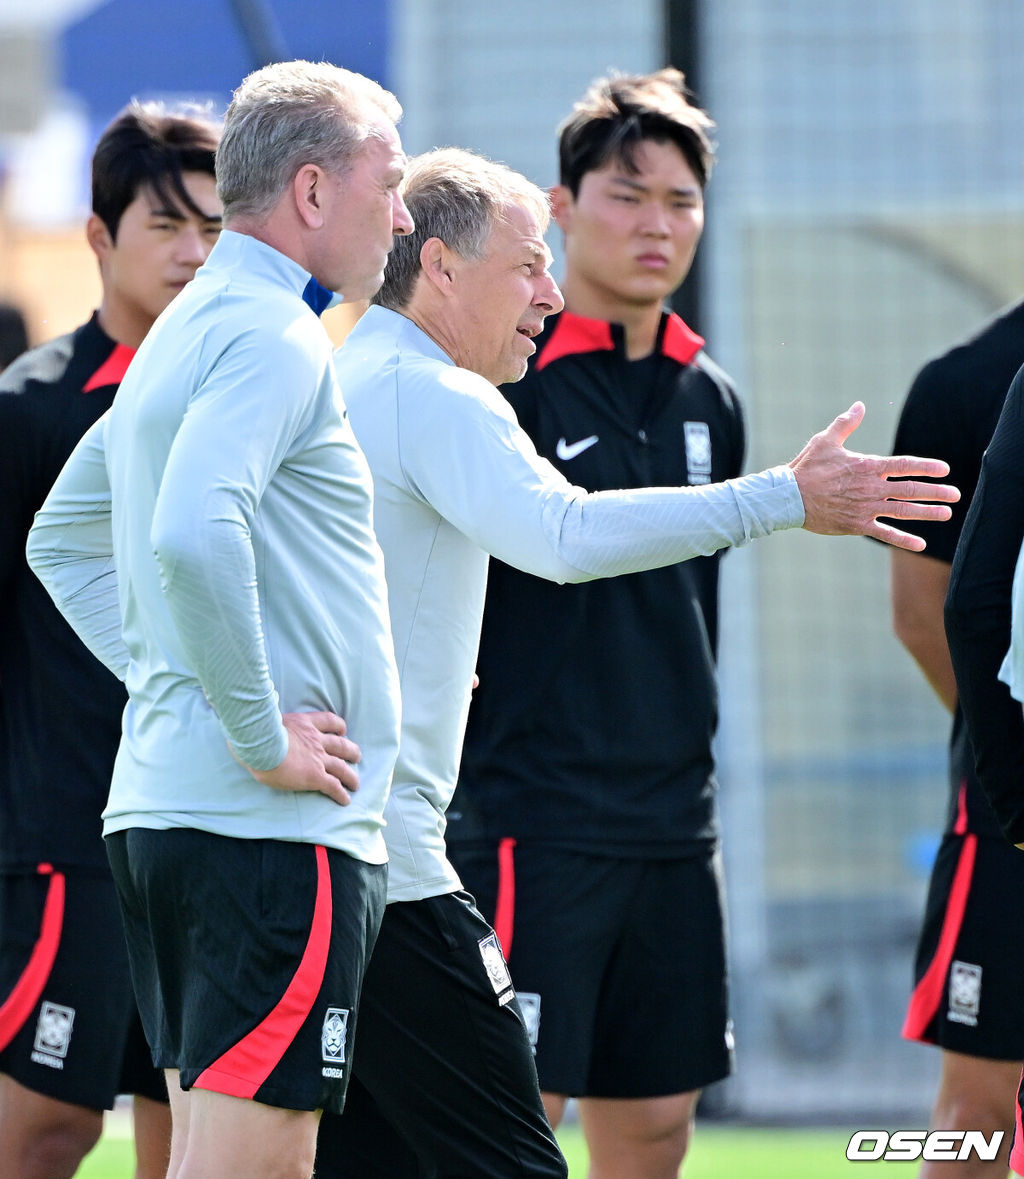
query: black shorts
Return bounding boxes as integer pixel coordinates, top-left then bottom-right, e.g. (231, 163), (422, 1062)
(314, 891), (566, 1178)
(0, 865), (167, 1108)
(450, 841), (733, 1099)
(904, 830), (1024, 1059)
(106, 828), (386, 1113)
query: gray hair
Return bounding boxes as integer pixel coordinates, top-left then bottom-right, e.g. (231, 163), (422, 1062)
(374, 147), (551, 311)
(216, 60), (402, 221)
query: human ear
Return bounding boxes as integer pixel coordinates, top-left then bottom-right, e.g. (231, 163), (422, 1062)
(550, 185), (574, 232)
(294, 165), (327, 230)
(419, 238), (456, 292)
(86, 213), (114, 263)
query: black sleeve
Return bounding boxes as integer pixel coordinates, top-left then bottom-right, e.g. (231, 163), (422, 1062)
(730, 384), (745, 478)
(945, 363), (1024, 843)
(701, 352), (745, 478)
(0, 391), (42, 599)
(892, 355), (986, 564)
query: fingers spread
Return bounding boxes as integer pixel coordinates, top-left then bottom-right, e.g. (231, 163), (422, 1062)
(876, 455), (952, 481)
(881, 479), (959, 503)
(879, 501), (953, 522)
(823, 401), (865, 446)
(864, 520), (928, 551)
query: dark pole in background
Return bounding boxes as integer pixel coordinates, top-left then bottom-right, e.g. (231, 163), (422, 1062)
(664, 0), (705, 334)
(228, 0), (290, 68)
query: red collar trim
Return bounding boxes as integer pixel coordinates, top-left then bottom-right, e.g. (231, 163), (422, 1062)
(536, 312), (614, 371)
(661, 313), (705, 366)
(535, 310), (704, 371)
(82, 343), (135, 393)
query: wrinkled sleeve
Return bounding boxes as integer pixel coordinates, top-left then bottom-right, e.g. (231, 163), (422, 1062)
(147, 328), (322, 771)
(398, 367), (804, 583)
(26, 415), (129, 680)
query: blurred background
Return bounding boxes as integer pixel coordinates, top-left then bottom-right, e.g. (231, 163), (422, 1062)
(3, 0), (1023, 1124)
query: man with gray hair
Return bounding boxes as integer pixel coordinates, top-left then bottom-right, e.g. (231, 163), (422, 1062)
(27, 60), (412, 1179)
(313, 145), (957, 1177)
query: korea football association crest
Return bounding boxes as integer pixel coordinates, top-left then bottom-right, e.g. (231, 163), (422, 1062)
(948, 960), (982, 1026)
(684, 421), (712, 484)
(321, 1007), (350, 1077)
(32, 1000), (75, 1068)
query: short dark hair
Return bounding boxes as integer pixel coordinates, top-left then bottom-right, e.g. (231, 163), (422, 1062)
(91, 101), (220, 240)
(558, 68), (716, 196)
(0, 302), (29, 372)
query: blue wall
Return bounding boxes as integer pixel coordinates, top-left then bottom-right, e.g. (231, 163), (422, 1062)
(60, 0), (391, 132)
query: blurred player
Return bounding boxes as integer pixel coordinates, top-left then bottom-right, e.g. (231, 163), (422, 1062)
(25, 60), (413, 1179)
(311, 144), (956, 1178)
(950, 351), (1024, 1178)
(0, 101), (220, 1179)
(891, 303), (1024, 1178)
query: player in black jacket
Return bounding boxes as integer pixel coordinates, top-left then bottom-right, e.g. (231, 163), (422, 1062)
(890, 303), (1024, 1178)
(449, 64), (955, 1179)
(0, 102), (221, 1179)
(943, 351), (1024, 1179)
(449, 69), (759, 1178)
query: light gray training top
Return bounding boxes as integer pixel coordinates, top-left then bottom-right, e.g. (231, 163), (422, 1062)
(27, 231), (400, 863)
(336, 304), (804, 902)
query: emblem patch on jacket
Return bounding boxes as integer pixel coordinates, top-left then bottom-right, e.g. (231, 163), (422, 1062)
(684, 421), (712, 483)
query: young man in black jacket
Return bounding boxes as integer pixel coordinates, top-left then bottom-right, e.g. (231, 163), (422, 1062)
(451, 69), (756, 1179)
(0, 101), (221, 1179)
(891, 305), (1024, 1178)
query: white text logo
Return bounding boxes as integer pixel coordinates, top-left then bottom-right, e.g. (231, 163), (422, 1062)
(846, 1130), (1003, 1162)
(555, 435), (599, 461)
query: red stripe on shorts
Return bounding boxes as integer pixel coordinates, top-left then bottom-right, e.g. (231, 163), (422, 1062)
(0, 864), (65, 1053)
(902, 800), (977, 1043)
(493, 837), (517, 957)
(194, 844), (333, 1099)
(1011, 1067), (1024, 1175)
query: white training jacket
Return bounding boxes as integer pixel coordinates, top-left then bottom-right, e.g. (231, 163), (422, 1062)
(336, 305), (804, 902)
(27, 232), (400, 862)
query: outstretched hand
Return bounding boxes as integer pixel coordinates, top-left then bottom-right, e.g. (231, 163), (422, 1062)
(790, 402), (960, 551)
(239, 710), (362, 804)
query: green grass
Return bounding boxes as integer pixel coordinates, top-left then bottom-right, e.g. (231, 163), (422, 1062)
(79, 1118), (918, 1176)
(559, 1125), (918, 1176)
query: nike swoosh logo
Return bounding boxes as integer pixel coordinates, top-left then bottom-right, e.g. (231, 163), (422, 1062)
(555, 435), (599, 461)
